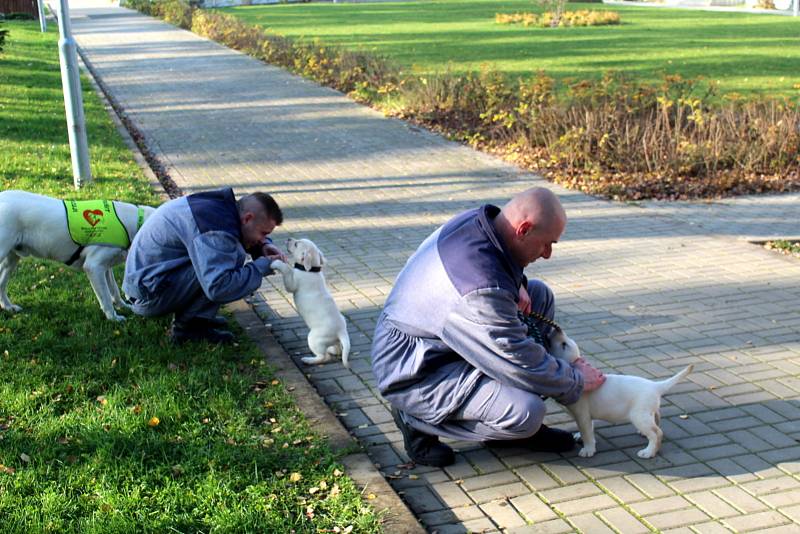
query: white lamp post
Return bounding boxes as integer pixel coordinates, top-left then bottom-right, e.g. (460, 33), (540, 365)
(38, 0), (47, 32)
(56, 0), (92, 188)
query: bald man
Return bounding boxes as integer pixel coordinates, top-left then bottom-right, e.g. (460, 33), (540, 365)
(123, 187), (285, 344)
(371, 188), (605, 467)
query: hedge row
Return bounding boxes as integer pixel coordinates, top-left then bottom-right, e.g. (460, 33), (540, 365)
(125, 0), (800, 200)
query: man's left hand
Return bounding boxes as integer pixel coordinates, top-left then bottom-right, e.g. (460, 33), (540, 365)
(263, 243), (287, 262)
(517, 284), (532, 314)
(573, 357), (606, 393)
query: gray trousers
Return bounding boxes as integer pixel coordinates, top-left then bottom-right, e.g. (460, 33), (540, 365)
(403, 279), (556, 442)
(130, 265), (220, 325)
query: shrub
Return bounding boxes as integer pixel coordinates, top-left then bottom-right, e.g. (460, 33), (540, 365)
(158, 0), (193, 29)
(133, 4), (800, 200)
(496, 10), (620, 27)
(122, 0), (156, 15)
(0, 24), (7, 52)
(537, 0), (567, 26)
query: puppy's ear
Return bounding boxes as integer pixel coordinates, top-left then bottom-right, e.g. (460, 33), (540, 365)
(302, 248), (315, 271)
(303, 246), (324, 270)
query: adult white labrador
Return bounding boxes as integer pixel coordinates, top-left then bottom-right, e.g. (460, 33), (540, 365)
(0, 190), (155, 321)
(548, 328), (693, 458)
(271, 238), (350, 367)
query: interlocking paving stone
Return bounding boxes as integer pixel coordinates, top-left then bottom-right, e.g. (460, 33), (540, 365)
(713, 486), (770, 513)
(685, 490), (744, 519)
(479, 499), (528, 530)
(69, 4), (800, 531)
(722, 509), (793, 532)
(568, 512), (616, 534)
(597, 507), (651, 534)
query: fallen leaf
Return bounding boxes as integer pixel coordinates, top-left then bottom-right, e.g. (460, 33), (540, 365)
(148, 417), (160, 427)
(289, 472), (302, 482)
(20, 453), (30, 463)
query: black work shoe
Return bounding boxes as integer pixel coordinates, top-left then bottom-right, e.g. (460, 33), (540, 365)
(200, 315), (228, 328)
(391, 407), (455, 467)
(170, 323), (235, 345)
(487, 424), (575, 453)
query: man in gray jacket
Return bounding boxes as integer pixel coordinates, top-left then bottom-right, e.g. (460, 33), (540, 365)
(123, 187), (284, 344)
(371, 188), (605, 466)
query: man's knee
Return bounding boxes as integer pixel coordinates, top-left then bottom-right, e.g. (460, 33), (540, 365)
(527, 278), (555, 318)
(487, 392), (545, 439)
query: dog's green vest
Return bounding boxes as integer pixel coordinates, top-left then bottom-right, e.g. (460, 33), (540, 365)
(64, 199), (131, 248)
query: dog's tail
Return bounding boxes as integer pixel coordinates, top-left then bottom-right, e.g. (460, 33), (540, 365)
(655, 364), (694, 394)
(339, 330), (351, 369)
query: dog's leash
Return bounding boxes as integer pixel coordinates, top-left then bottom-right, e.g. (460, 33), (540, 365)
(519, 310), (563, 346)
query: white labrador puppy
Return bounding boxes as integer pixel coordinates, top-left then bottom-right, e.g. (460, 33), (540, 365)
(271, 238), (350, 368)
(548, 328), (693, 458)
(0, 190), (155, 321)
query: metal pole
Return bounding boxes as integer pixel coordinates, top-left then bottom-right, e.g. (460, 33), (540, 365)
(794, 0), (798, 17)
(38, 0), (47, 32)
(56, 0), (92, 188)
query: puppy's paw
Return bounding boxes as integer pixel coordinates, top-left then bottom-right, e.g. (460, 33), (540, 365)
(637, 448), (657, 459)
(578, 446), (596, 458)
(108, 313), (127, 322)
(270, 259), (289, 273)
(301, 355), (332, 365)
(1, 304), (23, 313)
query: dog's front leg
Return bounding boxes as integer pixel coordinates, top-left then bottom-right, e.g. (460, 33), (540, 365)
(567, 400), (597, 457)
(270, 260), (297, 293)
(106, 269), (132, 311)
(0, 253), (22, 313)
(83, 259), (125, 322)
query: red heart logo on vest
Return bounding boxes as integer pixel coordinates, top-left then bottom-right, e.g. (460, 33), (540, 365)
(83, 209), (104, 227)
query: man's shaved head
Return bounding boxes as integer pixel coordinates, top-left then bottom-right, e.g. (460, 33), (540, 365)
(495, 187), (566, 267)
(502, 188), (566, 234)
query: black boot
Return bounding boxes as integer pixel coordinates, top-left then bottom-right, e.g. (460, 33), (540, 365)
(170, 318), (234, 345)
(487, 424), (575, 453)
(392, 407), (455, 467)
(195, 315), (228, 328)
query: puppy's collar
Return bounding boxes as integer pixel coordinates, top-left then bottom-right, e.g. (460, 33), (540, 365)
(294, 263), (322, 273)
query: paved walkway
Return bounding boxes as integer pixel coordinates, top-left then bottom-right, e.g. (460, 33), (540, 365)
(68, 2), (800, 532)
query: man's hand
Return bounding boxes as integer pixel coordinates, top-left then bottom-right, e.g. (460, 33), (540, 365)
(517, 284), (532, 314)
(573, 357), (606, 393)
(263, 243), (287, 262)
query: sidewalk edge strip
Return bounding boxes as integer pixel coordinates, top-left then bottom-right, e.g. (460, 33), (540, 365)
(228, 299), (426, 534)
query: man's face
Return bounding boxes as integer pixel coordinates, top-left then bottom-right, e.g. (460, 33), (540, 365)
(517, 217), (565, 266)
(240, 211), (277, 249)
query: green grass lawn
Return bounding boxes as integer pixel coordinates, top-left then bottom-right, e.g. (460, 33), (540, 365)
(0, 22), (379, 532)
(223, 0), (800, 97)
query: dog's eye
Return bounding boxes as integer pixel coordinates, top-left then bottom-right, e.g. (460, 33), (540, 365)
(561, 342), (568, 349)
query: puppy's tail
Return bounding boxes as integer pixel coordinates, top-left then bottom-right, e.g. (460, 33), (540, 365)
(339, 330), (351, 369)
(656, 364), (694, 394)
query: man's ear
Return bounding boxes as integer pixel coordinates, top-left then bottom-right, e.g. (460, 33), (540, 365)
(241, 211), (255, 225)
(516, 221), (532, 239)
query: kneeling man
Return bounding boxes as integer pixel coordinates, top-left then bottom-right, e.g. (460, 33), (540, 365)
(123, 187), (284, 344)
(371, 187), (605, 466)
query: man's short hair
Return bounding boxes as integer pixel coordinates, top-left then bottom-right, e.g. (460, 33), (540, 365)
(239, 192), (283, 225)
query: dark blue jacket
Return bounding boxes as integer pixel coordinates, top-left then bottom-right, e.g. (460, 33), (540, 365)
(371, 205), (582, 425)
(123, 188), (272, 303)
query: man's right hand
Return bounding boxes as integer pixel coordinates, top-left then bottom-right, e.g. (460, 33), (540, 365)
(573, 357), (605, 393)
